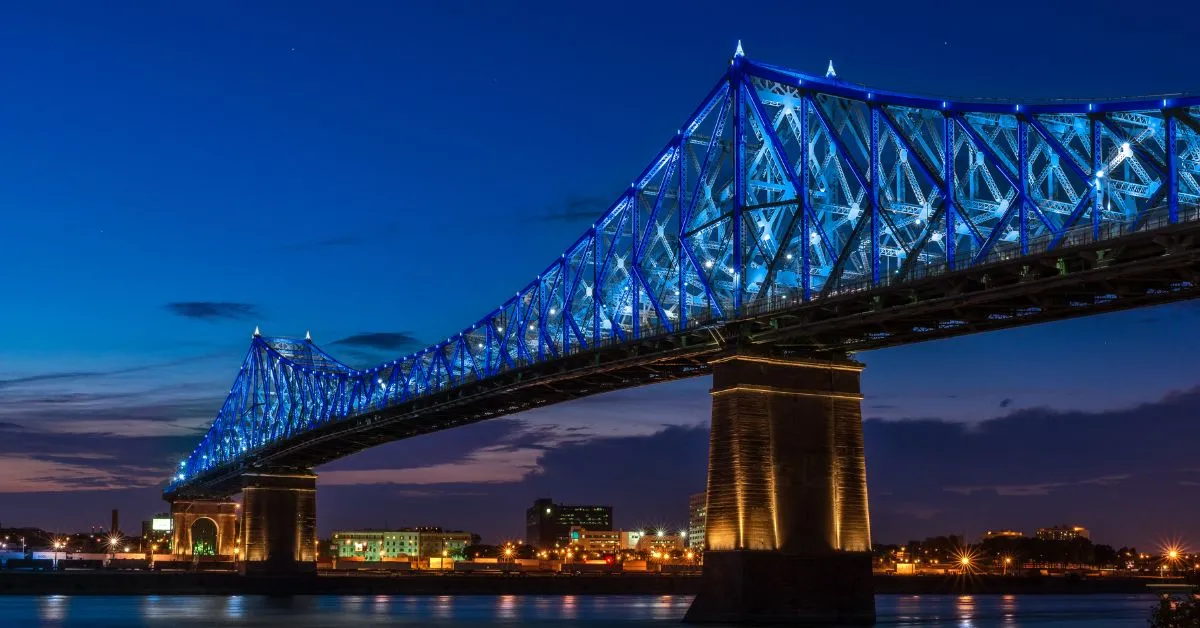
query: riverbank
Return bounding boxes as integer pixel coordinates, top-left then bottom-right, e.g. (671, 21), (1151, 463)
(0, 571), (1189, 596)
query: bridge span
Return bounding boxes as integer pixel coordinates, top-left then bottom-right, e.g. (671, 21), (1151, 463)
(165, 46), (1200, 624)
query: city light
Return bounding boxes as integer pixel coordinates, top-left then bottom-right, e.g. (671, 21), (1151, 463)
(952, 548), (978, 575)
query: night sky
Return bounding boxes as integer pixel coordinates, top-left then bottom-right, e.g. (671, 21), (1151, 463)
(2, 1), (1199, 549)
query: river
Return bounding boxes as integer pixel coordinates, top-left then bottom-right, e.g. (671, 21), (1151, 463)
(0, 593), (1160, 626)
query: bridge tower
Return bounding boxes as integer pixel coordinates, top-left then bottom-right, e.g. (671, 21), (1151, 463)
(684, 349), (875, 625)
(167, 470), (318, 574)
(239, 470), (319, 574)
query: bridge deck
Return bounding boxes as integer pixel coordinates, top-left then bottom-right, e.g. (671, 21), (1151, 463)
(169, 208), (1200, 499)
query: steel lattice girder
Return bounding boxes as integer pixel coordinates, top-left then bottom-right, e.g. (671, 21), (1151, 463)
(168, 53), (1200, 495)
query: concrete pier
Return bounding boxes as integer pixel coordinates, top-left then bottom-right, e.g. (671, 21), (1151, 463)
(684, 351), (875, 624)
(240, 470), (318, 575)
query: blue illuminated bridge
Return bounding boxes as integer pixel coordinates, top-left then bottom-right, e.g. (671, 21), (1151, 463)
(168, 49), (1200, 506)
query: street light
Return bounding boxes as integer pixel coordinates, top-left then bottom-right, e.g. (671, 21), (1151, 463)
(106, 534), (123, 560)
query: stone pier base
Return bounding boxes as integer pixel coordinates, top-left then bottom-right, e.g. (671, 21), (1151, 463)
(685, 350), (875, 624)
(240, 470), (317, 575)
(684, 551), (875, 624)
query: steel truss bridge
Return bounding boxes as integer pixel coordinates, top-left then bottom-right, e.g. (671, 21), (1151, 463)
(167, 48), (1200, 499)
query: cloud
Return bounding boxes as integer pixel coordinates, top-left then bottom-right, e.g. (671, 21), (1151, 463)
(35, 418), (210, 438)
(534, 195), (610, 223)
(165, 301), (260, 321)
(944, 474), (1130, 497)
(393, 489), (489, 498)
(0, 353), (227, 391)
(999, 398), (1013, 408)
(866, 387), (1200, 546)
(320, 445), (543, 486)
(316, 423), (709, 541)
(0, 372), (98, 388)
(331, 332), (423, 352)
(0, 455), (163, 493)
(36, 453), (116, 461)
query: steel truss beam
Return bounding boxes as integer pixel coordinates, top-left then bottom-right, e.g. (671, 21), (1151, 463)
(168, 53), (1197, 497)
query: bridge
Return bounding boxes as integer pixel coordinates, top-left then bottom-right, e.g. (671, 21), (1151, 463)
(165, 45), (1200, 623)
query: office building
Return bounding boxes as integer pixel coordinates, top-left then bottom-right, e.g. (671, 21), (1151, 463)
(982, 529), (1025, 540)
(568, 527), (645, 553)
(637, 530), (686, 554)
(568, 527), (622, 553)
(331, 528), (472, 561)
(414, 527), (474, 558)
(526, 498), (612, 548)
(1036, 525), (1089, 541)
(688, 492), (706, 551)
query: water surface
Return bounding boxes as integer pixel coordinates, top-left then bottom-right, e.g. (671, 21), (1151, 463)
(0, 593), (1160, 626)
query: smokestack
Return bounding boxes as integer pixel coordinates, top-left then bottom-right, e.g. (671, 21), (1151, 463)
(111, 509), (119, 536)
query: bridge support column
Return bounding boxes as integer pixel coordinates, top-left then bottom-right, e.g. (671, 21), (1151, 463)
(240, 470), (318, 575)
(169, 499), (238, 559)
(684, 352), (874, 625)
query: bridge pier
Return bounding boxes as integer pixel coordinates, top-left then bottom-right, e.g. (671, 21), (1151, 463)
(169, 499), (239, 558)
(684, 351), (875, 625)
(240, 470), (318, 575)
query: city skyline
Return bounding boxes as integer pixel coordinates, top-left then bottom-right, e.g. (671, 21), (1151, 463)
(2, 0), (1200, 550)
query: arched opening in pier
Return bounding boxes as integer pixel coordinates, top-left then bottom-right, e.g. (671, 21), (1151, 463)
(191, 517), (218, 556)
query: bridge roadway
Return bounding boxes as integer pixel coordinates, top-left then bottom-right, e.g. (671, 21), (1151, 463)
(170, 203), (1200, 500)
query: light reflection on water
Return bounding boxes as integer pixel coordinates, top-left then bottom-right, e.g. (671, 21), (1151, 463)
(0, 593), (1158, 626)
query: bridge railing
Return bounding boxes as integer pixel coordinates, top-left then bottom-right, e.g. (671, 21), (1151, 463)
(740, 203), (1198, 318)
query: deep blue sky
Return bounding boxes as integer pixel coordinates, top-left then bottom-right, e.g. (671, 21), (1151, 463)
(2, 1), (1199, 548)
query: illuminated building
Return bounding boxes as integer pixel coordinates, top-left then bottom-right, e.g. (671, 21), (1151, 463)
(332, 530), (420, 560)
(982, 529), (1025, 540)
(688, 493), (706, 551)
(568, 528), (644, 552)
(525, 498), (612, 548)
(568, 527), (622, 553)
(331, 528), (473, 561)
(1036, 525), (1089, 541)
(413, 528), (473, 558)
(637, 530), (686, 554)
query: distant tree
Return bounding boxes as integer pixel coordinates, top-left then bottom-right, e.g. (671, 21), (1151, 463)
(1093, 544), (1119, 567)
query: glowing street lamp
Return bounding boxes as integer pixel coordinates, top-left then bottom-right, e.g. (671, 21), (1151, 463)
(106, 534), (123, 559)
(953, 549), (976, 575)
